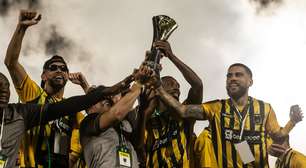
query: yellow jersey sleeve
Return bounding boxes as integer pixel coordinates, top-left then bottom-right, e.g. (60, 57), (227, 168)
(201, 100), (221, 120)
(291, 150), (306, 168)
(70, 112), (86, 156)
(74, 111), (86, 128)
(194, 129), (218, 168)
(265, 104), (295, 138)
(15, 74), (43, 103)
(70, 128), (81, 157)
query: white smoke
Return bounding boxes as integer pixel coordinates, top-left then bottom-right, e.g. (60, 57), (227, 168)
(1, 0), (306, 166)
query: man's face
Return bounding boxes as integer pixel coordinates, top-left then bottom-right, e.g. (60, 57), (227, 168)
(162, 78), (180, 100)
(226, 66), (252, 99)
(0, 79), (10, 108)
(42, 62), (68, 90)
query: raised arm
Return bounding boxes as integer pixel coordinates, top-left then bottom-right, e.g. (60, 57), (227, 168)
(266, 104), (303, 140)
(96, 66), (151, 130)
(132, 89), (157, 149)
(4, 10), (41, 87)
(24, 85), (112, 129)
(156, 85), (205, 120)
(154, 40), (203, 104)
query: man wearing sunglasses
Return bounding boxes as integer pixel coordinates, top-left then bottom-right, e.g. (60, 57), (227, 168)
(5, 10), (85, 167)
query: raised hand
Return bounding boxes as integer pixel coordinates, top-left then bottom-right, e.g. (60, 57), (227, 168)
(69, 72), (87, 85)
(18, 10), (41, 27)
(69, 72), (89, 92)
(268, 144), (288, 157)
(290, 104), (303, 124)
(133, 65), (154, 85)
(153, 40), (174, 58)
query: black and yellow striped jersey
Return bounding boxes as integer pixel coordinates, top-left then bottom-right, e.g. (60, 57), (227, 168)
(275, 149), (306, 168)
(16, 75), (84, 167)
(145, 110), (191, 168)
(201, 97), (295, 168)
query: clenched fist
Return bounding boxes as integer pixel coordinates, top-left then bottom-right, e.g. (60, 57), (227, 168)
(18, 10), (41, 27)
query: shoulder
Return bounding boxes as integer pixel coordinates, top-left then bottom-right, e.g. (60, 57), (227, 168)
(251, 97), (270, 105)
(202, 99), (222, 107)
(251, 97), (272, 112)
(80, 113), (101, 137)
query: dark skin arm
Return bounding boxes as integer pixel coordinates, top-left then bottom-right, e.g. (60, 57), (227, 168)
(156, 86), (205, 120)
(154, 40), (203, 104)
(5, 10), (41, 87)
(132, 89), (157, 149)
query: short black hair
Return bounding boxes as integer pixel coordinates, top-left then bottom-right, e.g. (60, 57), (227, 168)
(229, 63), (253, 78)
(161, 76), (178, 84)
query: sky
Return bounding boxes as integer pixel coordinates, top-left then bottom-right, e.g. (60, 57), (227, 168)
(0, 0), (306, 166)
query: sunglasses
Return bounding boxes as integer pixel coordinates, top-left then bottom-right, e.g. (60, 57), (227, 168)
(47, 64), (68, 72)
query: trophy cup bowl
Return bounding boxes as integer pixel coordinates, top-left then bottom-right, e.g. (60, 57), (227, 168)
(146, 15), (178, 74)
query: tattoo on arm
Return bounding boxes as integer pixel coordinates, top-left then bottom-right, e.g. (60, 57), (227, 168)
(185, 105), (205, 120)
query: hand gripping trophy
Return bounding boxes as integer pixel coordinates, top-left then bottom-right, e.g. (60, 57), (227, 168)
(146, 15), (178, 75)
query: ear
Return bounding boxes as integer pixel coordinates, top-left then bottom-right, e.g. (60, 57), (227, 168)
(249, 79), (253, 87)
(41, 73), (47, 82)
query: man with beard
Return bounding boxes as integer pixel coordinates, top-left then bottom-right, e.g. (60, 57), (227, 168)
(4, 10), (84, 167)
(0, 72), (132, 168)
(152, 63), (303, 167)
(143, 41), (203, 168)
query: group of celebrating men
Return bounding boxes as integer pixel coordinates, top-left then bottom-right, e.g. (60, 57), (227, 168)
(0, 9), (305, 168)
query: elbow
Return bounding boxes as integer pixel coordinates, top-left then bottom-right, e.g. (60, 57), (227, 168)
(190, 79), (204, 95)
(193, 80), (203, 93)
(4, 57), (16, 70)
(4, 58), (10, 68)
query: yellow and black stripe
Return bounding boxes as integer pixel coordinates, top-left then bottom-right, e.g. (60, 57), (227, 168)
(145, 111), (190, 168)
(275, 149), (293, 168)
(205, 97), (270, 168)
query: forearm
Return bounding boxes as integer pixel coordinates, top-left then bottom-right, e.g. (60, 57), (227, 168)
(69, 153), (78, 168)
(81, 81), (90, 93)
(267, 118), (295, 139)
(5, 24), (26, 67)
(100, 74), (133, 96)
(133, 100), (155, 149)
(108, 84), (141, 121)
(157, 86), (187, 117)
(5, 24), (28, 87)
(169, 54), (203, 88)
(42, 86), (107, 122)
(97, 84), (142, 130)
(169, 54), (203, 103)
(272, 120), (295, 138)
(157, 86), (205, 119)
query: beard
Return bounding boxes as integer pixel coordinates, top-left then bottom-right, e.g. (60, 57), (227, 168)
(226, 84), (248, 100)
(49, 78), (67, 91)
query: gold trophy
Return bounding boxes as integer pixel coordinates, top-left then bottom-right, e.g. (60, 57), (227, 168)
(146, 15), (178, 74)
